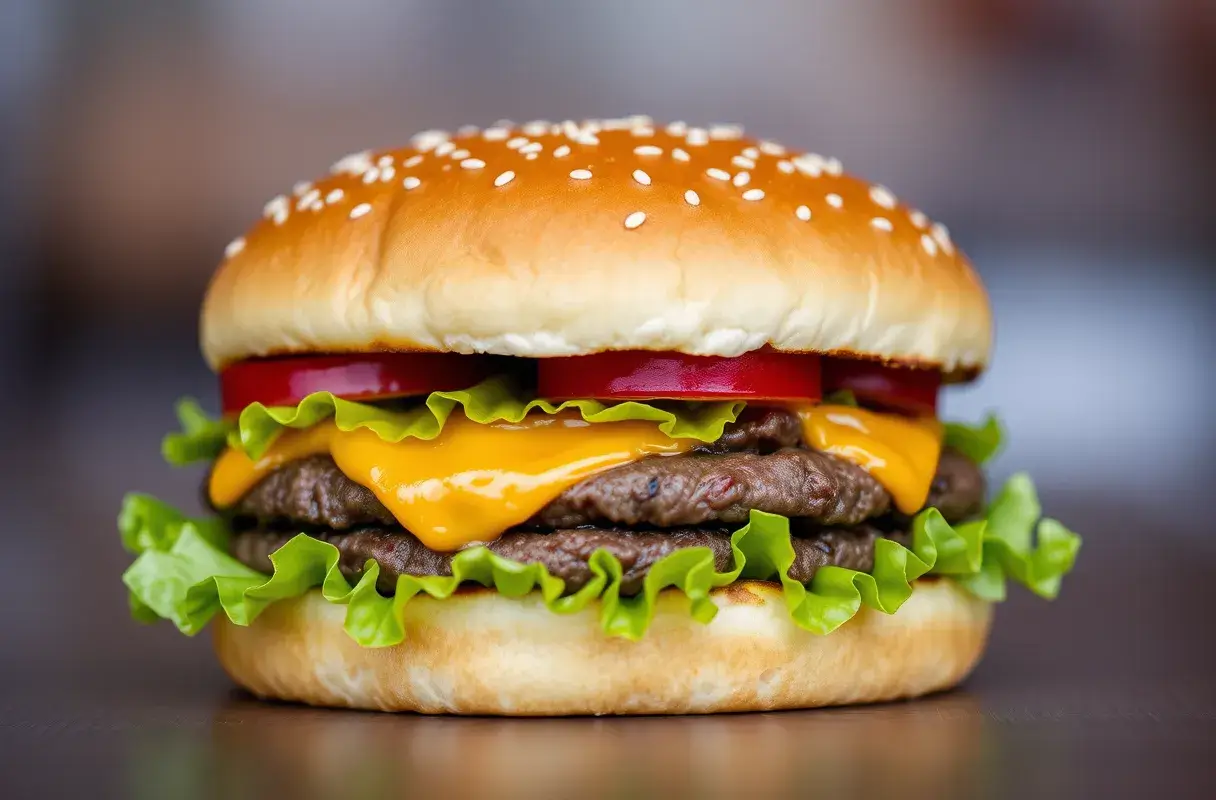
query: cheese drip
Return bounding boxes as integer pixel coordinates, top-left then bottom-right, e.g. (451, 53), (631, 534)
(794, 405), (943, 514)
(209, 413), (693, 551)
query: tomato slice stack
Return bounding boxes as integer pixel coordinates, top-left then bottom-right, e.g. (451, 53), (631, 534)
(537, 350), (823, 402)
(219, 353), (501, 414)
(219, 350), (941, 414)
(822, 358), (940, 415)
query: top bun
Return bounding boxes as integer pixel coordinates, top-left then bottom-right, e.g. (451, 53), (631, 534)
(202, 117), (991, 378)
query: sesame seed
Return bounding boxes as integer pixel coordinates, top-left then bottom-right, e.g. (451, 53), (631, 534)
(403, 155), (424, 168)
(578, 132), (600, 145)
(434, 141), (456, 157)
(709, 123), (744, 140)
(410, 130), (449, 151)
(377, 155), (394, 168)
(793, 153), (825, 177)
(632, 127), (655, 137)
(826, 193), (844, 209)
(292, 180), (312, 196)
(295, 188), (321, 210)
(362, 168), (380, 184)
(450, 149), (470, 160)
(224, 237), (245, 258)
(759, 140), (786, 156)
(795, 205), (812, 221)
(519, 142), (543, 154)
(569, 169), (593, 180)
(706, 167), (731, 181)
(629, 114), (654, 128)
(777, 160), (795, 174)
(871, 217), (894, 232)
(456, 124), (480, 137)
(732, 156), (756, 169)
(603, 118), (630, 131)
(525, 152), (538, 160)
(403, 176), (421, 190)
(308, 198), (324, 212)
(506, 137), (528, 150)
(461, 158), (486, 170)
(522, 120), (550, 136)
(632, 169), (652, 186)
(561, 120), (582, 140)
(634, 145), (663, 156)
(380, 166), (396, 181)
(553, 144), (571, 158)
(732, 171), (751, 187)
(686, 127), (709, 146)
(909, 210), (929, 229)
(684, 189), (700, 206)
(869, 185), (897, 209)
(666, 121), (688, 136)
(624, 211), (647, 229)
(483, 127), (509, 141)
(325, 188), (344, 204)
(330, 151), (373, 175)
(742, 147), (760, 160)
(263, 195), (289, 225)
(742, 188), (765, 201)
(494, 170), (515, 187)
(825, 157), (843, 176)
(921, 234), (938, 256)
(672, 147), (690, 162)
(349, 203), (372, 219)
(931, 222), (954, 254)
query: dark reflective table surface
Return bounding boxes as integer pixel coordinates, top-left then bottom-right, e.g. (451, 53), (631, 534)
(2, 671), (1211, 799)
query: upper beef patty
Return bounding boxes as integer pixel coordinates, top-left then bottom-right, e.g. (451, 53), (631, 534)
(231, 523), (912, 595)
(218, 410), (985, 532)
(531, 448), (892, 528)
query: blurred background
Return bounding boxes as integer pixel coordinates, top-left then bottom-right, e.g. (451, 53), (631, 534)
(0, 0), (1213, 727)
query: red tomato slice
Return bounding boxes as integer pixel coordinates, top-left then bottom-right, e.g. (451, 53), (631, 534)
(538, 350), (822, 401)
(220, 353), (503, 414)
(822, 358), (940, 414)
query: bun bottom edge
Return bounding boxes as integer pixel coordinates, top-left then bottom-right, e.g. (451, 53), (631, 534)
(212, 578), (992, 716)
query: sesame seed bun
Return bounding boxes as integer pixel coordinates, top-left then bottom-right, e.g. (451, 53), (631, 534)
(212, 578), (992, 715)
(202, 118), (991, 377)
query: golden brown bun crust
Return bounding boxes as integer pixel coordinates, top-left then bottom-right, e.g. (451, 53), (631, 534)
(202, 119), (991, 377)
(212, 579), (992, 716)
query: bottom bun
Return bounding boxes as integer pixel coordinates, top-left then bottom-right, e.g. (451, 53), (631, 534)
(213, 578), (992, 716)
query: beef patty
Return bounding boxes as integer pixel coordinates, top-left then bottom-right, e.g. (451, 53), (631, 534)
(231, 524), (911, 596)
(216, 408), (984, 532)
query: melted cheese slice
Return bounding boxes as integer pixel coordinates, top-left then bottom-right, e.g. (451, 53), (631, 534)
(210, 413), (693, 551)
(794, 405), (943, 514)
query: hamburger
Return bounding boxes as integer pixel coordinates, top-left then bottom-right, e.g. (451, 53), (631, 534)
(120, 116), (1081, 715)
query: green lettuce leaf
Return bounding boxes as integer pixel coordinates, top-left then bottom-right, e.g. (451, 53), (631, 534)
(162, 377), (745, 463)
(120, 473), (1080, 647)
(162, 399), (232, 465)
(944, 414), (1004, 465)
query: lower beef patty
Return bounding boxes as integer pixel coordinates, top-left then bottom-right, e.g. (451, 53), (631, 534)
(231, 524), (911, 596)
